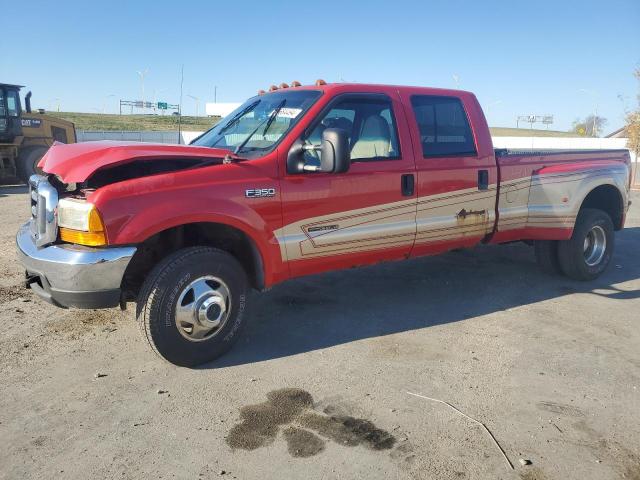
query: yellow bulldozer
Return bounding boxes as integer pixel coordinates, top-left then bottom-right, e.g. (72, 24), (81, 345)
(0, 83), (76, 183)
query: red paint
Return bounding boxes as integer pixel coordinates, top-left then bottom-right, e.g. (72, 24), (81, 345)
(39, 141), (240, 184)
(491, 227), (573, 244)
(39, 83), (631, 288)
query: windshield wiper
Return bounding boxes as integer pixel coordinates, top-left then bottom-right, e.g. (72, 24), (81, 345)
(234, 99), (286, 155)
(217, 100), (260, 136)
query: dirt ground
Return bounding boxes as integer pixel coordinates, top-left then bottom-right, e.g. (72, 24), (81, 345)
(0, 185), (638, 480)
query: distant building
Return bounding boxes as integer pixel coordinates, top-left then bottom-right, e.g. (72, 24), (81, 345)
(606, 127), (628, 138)
(205, 102), (241, 118)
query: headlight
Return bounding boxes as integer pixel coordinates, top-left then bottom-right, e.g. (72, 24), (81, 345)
(57, 198), (107, 246)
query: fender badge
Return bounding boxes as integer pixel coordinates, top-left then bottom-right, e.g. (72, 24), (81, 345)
(308, 225), (339, 233)
(245, 188), (276, 198)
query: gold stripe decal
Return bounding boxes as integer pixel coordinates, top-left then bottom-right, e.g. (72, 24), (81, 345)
(275, 185), (496, 262)
(275, 164), (628, 262)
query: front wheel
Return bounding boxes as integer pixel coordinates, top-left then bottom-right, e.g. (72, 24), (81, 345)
(136, 247), (249, 367)
(557, 208), (614, 281)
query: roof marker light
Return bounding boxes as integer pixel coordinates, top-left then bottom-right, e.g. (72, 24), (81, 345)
(268, 85), (278, 92)
(315, 79), (326, 86)
(291, 80), (301, 87)
(279, 82), (289, 89)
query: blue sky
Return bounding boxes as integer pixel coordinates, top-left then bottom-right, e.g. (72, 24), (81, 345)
(2, 0), (638, 132)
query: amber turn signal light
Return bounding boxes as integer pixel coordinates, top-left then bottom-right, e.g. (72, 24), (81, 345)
(59, 228), (107, 247)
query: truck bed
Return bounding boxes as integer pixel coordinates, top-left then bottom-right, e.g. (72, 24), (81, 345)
(495, 148), (630, 160)
(491, 148), (631, 243)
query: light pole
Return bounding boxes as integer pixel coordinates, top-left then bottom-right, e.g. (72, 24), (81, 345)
(578, 88), (598, 137)
(137, 68), (149, 113)
(103, 94), (115, 114)
(50, 98), (61, 112)
(187, 94), (199, 117)
(213, 85), (217, 103)
(452, 74), (460, 89)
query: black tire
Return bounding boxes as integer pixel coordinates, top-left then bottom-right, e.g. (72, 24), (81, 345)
(136, 247), (249, 367)
(17, 147), (47, 182)
(557, 208), (614, 281)
(534, 240), (562, 275)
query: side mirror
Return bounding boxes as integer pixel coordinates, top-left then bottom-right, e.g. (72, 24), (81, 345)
(286, 128), (350, 174)
(319, 128), (350, 173)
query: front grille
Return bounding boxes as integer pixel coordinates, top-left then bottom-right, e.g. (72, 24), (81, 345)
(29, 179), (38, 219)
(28, 175), (59, 247)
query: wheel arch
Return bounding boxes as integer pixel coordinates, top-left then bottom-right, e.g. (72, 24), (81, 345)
(122, 221), (267, 300)
(578, 184), (625, 230)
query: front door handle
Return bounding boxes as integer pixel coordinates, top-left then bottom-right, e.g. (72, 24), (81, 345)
(478, 170), (489, 190)
(401, 174), (414, 196)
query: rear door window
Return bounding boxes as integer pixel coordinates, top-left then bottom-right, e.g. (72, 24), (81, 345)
(410, 95), (476, 157)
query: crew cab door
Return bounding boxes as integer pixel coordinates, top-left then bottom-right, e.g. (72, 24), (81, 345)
(399, 92), (498, 256)
(277, 92), (417, 278)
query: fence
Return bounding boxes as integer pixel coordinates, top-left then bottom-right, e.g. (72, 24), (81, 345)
(76, 130), (202, 144)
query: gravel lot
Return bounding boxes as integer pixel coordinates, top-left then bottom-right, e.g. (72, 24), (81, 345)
(1, 186), (638, 480)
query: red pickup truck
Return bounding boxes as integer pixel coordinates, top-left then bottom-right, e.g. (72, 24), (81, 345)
(17, 81), (631, 366)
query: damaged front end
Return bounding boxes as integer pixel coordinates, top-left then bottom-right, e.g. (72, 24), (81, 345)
(18, 173), (137, 308)
(38, 141), (238, 186)
(19, 142), (242, 309)
(82, 156), (225, 189)
(31, 141), (240, 247)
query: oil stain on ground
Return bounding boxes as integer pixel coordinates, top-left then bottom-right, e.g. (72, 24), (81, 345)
(282, 427), (325, 457)
(299, 411), (395, 450)
(226, 388), (396, 458)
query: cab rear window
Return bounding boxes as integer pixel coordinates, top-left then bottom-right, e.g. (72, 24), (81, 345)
(410, 95), (476, 157)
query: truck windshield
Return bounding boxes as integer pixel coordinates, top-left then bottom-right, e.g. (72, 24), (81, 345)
(191, 89), (321, 157)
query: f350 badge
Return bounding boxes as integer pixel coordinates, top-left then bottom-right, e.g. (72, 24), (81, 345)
(245, 188), (276, 198)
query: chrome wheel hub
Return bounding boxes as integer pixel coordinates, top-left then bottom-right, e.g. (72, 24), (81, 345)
(175, 276), (231, 342)
(583, 225), (606, 267)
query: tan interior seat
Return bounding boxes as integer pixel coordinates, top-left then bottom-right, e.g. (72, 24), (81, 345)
(350, 115), (391, 159)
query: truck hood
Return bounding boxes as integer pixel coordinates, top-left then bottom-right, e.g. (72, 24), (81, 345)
(39, 141), (239, 184)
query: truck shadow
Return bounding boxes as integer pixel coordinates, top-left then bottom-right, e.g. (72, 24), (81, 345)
(209, 225), (640, 369)
(0, 185), (28, 197)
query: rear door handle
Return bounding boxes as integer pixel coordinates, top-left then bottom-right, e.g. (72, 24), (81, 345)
(478, 170), (489, 190)
(401, 174), (414, 196)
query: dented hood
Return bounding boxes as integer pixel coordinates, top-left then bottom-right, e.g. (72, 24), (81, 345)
(39, 141), (237, 183)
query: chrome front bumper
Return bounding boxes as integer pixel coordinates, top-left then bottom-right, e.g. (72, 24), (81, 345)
(16, 222), (137, 309)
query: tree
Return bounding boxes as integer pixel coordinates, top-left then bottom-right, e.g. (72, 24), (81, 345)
(572, 115), (607, 137)
(623, 69), (640, 185)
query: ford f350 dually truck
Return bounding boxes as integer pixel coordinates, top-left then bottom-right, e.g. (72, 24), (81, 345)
(17, 81), (631, 366)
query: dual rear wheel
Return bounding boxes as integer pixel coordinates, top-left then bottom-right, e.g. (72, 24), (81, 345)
(534, 208), (614, 281)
